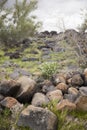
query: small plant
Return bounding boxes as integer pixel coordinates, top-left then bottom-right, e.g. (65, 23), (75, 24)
(39, 62), (58, 79)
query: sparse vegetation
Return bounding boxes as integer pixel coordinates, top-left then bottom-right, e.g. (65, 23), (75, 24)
(0, 0), (41, 47)
(39, 62), (58, 79)
(44, 100), (87, 130)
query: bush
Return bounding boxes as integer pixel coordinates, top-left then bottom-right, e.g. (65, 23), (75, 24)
(39, 62), (58, 79)
(0, 0), (41, 47)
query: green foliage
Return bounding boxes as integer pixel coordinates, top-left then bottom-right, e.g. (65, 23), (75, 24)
(39, 62), (58, 79)
(45, 100), (86, 130)
(0, 108), (32, 130)
(0, 0), (41, 47)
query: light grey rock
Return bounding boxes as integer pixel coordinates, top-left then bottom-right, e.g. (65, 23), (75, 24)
(31, 93), (49, 107)
(18, 105), (58, 130)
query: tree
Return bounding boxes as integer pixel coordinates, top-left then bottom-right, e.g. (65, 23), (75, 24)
(0, 0), (41, 46)
(78, 11), (87, 33)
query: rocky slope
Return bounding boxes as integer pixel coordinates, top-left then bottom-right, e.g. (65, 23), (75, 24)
(0, 29), (87, 130)
(0, 29), (87, 81)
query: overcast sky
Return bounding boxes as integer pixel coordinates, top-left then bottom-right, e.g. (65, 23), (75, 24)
(5, 0), (87, 32)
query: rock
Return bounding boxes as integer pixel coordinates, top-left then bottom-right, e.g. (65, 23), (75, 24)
(10, 71), (19, 80)
(56, 83), (68, 93)
(75, 95), (87, 111)
(56, 99), (76, 111)
(31, 93), (49, 107)
(17, 105), (58, 130)
(52, 74), (66, 85)
(84, 68), (87, 85)
(71, 74), (84, 86)
(0, 97), (21, 108)
(41, 80), (55, 94)
(0, 80), (21, 97)
(22, 57), (39, 62)
(9, 51), (21, 59)
(84, 68), (87, 76)
(68, 87), (79, 96)
(16, 76), (36, 103)
(0, 96), (23, 119)
(79, 87), (87, 95)
(0, 94), (4, 101)
(50, 31), (57, 36)
(46, 90), (63, 102)
(64, 94), (78, 103)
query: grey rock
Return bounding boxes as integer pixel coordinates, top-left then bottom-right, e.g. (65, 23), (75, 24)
(16, 76), (36, 103)
(71, 74), (84, 86)
(31, 93), (49, 107)
(18, 105), (58, 130)
(79, 87), (87, 95)
(64, 94), (78, 103)
(0, 80), (21, 97)
(75, 95), (87, 111)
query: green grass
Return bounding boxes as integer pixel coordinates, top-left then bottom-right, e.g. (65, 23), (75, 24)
(44, 100), (87, 130)
(0, 108), (32, 130)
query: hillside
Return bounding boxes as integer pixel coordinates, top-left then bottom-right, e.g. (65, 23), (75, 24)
(0, 29), (87, 80)
(0, 29), (87, 130)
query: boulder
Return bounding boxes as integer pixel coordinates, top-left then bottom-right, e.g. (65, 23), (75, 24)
(84, 68), (87, 85)
(56, 99), (76, 111)
(79, 87), (87, 95)
(0, 97), (21, 109)
(46, 90), (63, 102)
(64, 94), (78, 103)
(0, 80), (21, 97)
(52, 74), (66, 85)
(56, 83), (68, 93)
(31, 93), (49, 107)
(68, 87), (79, 96)
(75, 95), (87, 111)
(41, 80), (55, 94)
(0, 94), (4, 101)
(71, 74), (84, 86)
(18, 105), (58, 130)
(16, 76), (36, 103)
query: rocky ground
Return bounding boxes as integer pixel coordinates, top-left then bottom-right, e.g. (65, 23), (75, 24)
(0, 29), (87, 80)
(0, 29), (87, 130)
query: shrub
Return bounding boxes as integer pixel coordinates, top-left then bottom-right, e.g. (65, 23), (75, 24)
(0, 0), (41, 47)
(39, 62), (58, 79)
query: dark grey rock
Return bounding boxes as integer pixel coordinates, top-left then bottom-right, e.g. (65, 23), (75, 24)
(0, 80), (21, 97)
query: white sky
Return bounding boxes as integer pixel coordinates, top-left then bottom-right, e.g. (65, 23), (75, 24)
(5, 0), (87, 32)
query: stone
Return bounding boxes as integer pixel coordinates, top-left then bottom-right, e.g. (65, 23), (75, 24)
(64, 94), (78, 103)
(18, 105), (58, 130)
(75, 95), (87, 111)
(0, 94), (4, 101)
(0, 97), (20, 108)
(56, 83), (68, 93)
(68, 87), (79, 96)
(0, 80), (21, 97)
(79, 87), (87, 95)
(31, 93), (49, 107)
(16, 76), (36, 103)
(41, 80), (55, 94)
(46, 90), (63, 102)
(83, 68), (87, 86)
(84, 68), (87, 76)
(0, 97), (23, 118)
(10, 71), (19, 80)
(71, 74), (84, 86)
(56, 99), (76, 110)
(52, 74), (66, 85)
